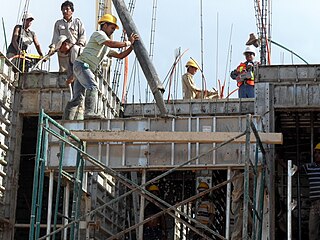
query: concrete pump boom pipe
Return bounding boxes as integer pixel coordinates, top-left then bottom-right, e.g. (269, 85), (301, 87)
(112, 0), (167, 116)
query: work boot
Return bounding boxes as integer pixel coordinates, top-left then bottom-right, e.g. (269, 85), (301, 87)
(63, 101), (84, 120)
(84, 89), (100, 119)
(246, 33), (259, 47)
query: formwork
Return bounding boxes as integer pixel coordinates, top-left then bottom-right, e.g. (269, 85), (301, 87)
(255, 64), (320, 239)
(0, 53), (19, 236)
(19, 71), (122, 118)
(47, 116), (265, 171)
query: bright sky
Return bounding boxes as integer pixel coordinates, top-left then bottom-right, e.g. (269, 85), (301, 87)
(1, 0), (319, 102)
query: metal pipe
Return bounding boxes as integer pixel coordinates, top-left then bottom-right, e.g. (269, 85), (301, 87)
(287, 160), (293, 240)
(138, 169), (146, 239)
(63, 182), (70, 240)
(225, 167), (231, 239)
(296, 115), (301, 240)
(242, 114), (251, 239)
(112, 0), (167, 116)
(46, 171), (54, 240)
(29, 109), (44, 240)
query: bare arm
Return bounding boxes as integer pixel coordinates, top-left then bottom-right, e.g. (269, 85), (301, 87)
(33, 35), (43, 56)
(11, 26), (21, 53)
(103, 33), (139, 50)
(108, 46), (134, 59)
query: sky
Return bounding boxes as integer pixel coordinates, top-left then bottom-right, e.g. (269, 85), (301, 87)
(1, 0), (320, 102)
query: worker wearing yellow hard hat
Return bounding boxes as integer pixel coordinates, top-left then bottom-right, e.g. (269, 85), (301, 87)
(144, 184), (167, 239)
(98, 14), (119, 29)
(148, 184), (160, 192)
(197, 181), (209, 191)
(182, 58), (218, 100)
(193, 181), (215, 239)
(63, 12), (139, 120)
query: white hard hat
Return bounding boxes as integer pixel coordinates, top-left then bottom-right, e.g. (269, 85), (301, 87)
(54, 35), (68, 51)
(243, 45), (256, 56)
(22, 13), (34, 21)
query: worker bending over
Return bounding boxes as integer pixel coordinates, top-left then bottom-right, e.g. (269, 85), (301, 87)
(230, 45), (258, 98)
(63, 13), (139, 119)
(182, 59), (218, 100)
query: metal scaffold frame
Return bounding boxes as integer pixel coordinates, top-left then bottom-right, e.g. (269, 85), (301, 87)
(29, 110), (278, 239)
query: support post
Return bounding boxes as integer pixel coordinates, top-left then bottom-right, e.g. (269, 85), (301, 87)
(46, 171), (54, 240)
(138, 169), (146, 239)
(112, 0), (167, 116)
(287, 160), (297, 240)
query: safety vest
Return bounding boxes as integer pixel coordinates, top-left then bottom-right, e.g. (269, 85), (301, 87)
(236, 62), (255, 87)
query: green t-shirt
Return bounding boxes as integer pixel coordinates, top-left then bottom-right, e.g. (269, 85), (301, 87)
(77, 30), (110, 71)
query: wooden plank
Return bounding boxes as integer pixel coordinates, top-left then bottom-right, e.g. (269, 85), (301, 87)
(71, 130), (283, 144)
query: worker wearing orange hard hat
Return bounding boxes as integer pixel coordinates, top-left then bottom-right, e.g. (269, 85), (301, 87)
(182, 58), (218, 100)
(303, 143), (320, 240)
(63, 13), (139, 119)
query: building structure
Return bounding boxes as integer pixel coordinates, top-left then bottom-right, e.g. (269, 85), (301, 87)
(0, 1), (318, 239)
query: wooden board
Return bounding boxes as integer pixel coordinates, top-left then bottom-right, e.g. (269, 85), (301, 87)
(71, 130), (283, 144)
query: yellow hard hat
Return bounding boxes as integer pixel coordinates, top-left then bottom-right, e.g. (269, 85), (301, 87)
(185, 59), (199, 69)
(315, 143), (320, 150)
(98, 14), (119, 29)
(148, 184), (159, 192)
(197, 182), (209, 190)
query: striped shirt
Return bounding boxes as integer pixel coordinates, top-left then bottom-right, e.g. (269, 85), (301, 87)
(195, 199), (215, 225)
(304, 163), (320, 200)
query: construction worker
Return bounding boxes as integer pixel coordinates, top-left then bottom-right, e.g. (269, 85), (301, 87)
(6, 13), (44, 71)
(303, 143), (320, 240)
(193, 181), (215, 240)
(143, 184), (167, 240)
(63, 13), (139, 119)
(182, 59), (218, 100)
(48, 1), (86, 72)
(52, 35), (84, 120)
(230, 45), (258, 98)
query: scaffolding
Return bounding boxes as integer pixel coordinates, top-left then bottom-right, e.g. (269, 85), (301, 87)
(29, 110), (281, 239)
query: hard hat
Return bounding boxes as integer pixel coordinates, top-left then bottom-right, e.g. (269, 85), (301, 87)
(22, 13), (34, 21)
(98, 14), (119, 30)
(197, 182), (209, 190)
(148, 184), (159, 192)
(185, 59), (199, 69)
(243, 45), (256, 56)
(54, 35), (68, 51)
(315, 143), (320, 150)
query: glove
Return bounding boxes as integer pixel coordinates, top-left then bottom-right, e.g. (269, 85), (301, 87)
(48, 47), (55, 56)
(230, 70), (238, 80)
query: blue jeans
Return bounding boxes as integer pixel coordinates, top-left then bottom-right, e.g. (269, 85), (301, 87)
(309, 200), (320, 240)
(66, 61), (98, 112)
(238, 84), (254, 98)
